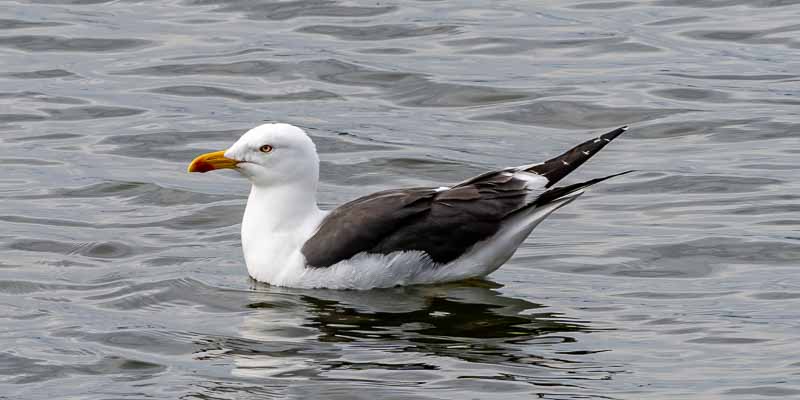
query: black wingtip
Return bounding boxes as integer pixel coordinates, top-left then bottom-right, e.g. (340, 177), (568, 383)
(528, 126), (629, 188)
(601, 125), (628, 141)
(533, 169), (635, 206)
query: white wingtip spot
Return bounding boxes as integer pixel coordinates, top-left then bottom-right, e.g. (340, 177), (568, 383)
(594, 138), (601, 143)
(603, 137), (611, 142)
(513, 170), (549, 185)
(562, 160), (570, 166)
(621, 125), (629, 131)
(435, 186), (450, 192)
(582, 150), (591, 155)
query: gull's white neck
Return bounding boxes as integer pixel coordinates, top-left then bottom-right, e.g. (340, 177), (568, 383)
(244, 182), (320, 232)
(240, 182), (326, 284)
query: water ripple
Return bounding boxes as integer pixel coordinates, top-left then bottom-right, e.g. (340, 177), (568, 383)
(1, 0), (799, 398)
(480, 100), (693, 129)
(297, 24), (460, 41)
(150, 85), (340, 103)
(190, 0), (396, 21)
(0, 35), (153, 52)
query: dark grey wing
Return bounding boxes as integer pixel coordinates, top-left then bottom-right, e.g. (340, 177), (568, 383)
(300, 187), (437, 268)
(301, 169), (540, 268)
(302, 126), (630, 268)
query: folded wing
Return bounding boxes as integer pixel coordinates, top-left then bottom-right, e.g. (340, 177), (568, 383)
(301, 126), (629, 268)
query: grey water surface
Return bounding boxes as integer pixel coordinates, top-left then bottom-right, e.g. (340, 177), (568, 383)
(1, 0), (799, 399)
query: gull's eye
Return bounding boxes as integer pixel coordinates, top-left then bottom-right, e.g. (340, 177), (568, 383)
(259, 144), (273, 153)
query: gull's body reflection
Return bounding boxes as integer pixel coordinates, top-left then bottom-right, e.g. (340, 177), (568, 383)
(191, 280), (621, 397)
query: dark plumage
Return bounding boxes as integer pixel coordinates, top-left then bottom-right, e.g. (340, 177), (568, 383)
(302, 126), (629, 269)
(527, 126), (628, 187)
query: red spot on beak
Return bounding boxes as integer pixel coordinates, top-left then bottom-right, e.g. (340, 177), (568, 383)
(187, 150), (238, 173)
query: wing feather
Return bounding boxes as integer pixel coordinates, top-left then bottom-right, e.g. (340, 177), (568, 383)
(301, 126), (629, 268)
(302, 171), (546, 268)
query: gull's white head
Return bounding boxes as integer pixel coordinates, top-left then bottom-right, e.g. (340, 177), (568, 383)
(188, 123), (319, 188)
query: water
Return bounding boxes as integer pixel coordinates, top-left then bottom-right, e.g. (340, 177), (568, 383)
(1, 0), (798, 398)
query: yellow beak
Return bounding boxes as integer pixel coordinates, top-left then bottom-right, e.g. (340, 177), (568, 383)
(187, 150), (239, 173)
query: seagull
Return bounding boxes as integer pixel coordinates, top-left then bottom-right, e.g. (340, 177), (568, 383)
(188, 123), (630, 289)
